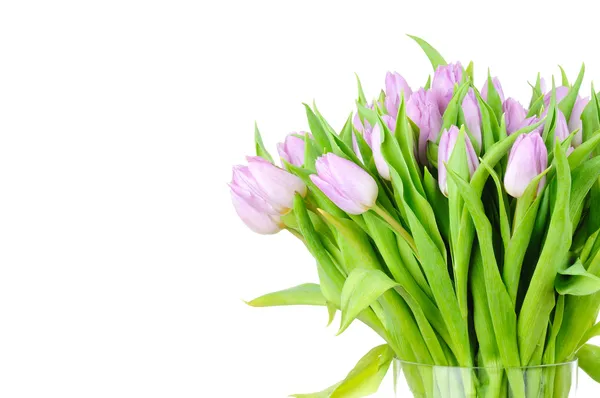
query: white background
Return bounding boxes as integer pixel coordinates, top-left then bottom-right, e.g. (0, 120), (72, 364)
(0, 0), (598, 397)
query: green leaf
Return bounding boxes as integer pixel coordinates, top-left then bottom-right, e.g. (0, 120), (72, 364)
(570, 157), (600, 226)
(254, 123), (274, 163)
(330, 345), (394, 398)
(518, 142), (572, 365)
(407, 35), (447, 70)
(355, 73), (367, 106)
(580, 322), (600, 347)
(556, 260), (600, 295)
(339, 268), (398, 334)
(291, 382), (341, 398)
(568, 129), (600, 170)
(445, 169), (521, 372)
(558, 65), (570, 87)
(246, 283), (327, 307)
(339, 113), (354, 149)
(304, 104), (332, 153)
(485, 72), (503, 122)
(577, 344), (600, 383)
(559, 64), (585, 121)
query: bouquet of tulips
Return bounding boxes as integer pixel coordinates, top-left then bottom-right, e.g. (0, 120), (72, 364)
(229, 36), (600, 397)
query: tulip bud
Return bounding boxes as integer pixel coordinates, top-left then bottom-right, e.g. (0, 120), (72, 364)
(351, 122), (391, 180)
(432, 62), (463, 113)
(504, 133), (548, 198)
(384, 72), (413, 117)
(353, 103), (374, 134)
(230, 190), (282, 234)
(461, 89), (482, 147)
(481, 77), (505, 103)
(517, 116), (543, 135)
(407, 88), (442, 164)
(503, 98), (528, 135)
(569, 96), (590, 147)
(277, 132), (309, 167)
(438, 126), (479, 196)
(554, 110), (570, 143)
(543, 86), (569, 107)
(232, 157), (306, 217)
(310, 153), (378, 215)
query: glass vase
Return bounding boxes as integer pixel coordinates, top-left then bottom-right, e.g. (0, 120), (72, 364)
(393, 359), (578, 398)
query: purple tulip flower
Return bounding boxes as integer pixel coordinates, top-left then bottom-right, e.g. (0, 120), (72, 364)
(438, 126), (479, 196)
(407, 88), (442, 164)
(504, 133), (547, 198)
(310, 153), (378, 214)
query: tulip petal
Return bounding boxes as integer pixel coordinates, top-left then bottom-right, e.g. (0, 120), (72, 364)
(309, 174), (366, 215)
(231, 190), (282, 234)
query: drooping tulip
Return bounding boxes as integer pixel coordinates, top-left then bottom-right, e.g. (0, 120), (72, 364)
(569, 96), (590, 147)
(234, 156), (307, 216)
(431, 62), (463, 113)
(437, 126), (479, 196)
(481, 77), (505, 103)
(310, 153), (378, 215)
(230, 190), (282, 234)
(407, 88), (442, 164)
(503, 98), (528, 135)
(504, 133), (548, 198)
(461, 89), (482, 147)
(543, 86), (569, 107)
(384, 72), (413, 117)
(277, 132), (309, 167)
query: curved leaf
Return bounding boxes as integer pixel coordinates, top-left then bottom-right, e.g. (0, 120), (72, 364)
(254, 123), (274, 163)
(246, 283), (327, 307)
(556, 261), (600, 295)
(578, 344), (600, 383)
(339, 268), (397, 334)
(407, 35), (447, 70)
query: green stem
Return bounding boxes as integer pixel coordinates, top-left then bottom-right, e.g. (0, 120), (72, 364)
(371, 204), (419, 259)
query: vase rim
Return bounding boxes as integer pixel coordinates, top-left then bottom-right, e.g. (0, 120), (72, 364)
(394, 358), (578, 370)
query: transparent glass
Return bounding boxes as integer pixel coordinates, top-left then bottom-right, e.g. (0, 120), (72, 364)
(394, 359), (578, 398)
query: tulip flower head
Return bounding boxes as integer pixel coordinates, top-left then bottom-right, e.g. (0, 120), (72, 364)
(461, 89), (482, 147)
(503, 98), (528, 135)
(277, 132), (309, 167)
(230, 189), (282, 235)
(481, 77), (505, 103)
(310, 153), (379, 215)
(231, 155), (306, 215)
(543, 86), (569, 108)
(569, 96), (590, 147)
(554, 110), (570, 143)
(504, 133), (548, 198)
(437, 126), (479, 196)
(432, 62), (463, 113)
(384, 72), (413, 117)
(407, 88), (442, 164)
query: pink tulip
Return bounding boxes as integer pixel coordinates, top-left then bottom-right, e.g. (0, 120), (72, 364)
(437, 126), (479, 196)
(462, 89), (482, 146)
(384, 72), (412, 117)
(503, 98), (528, 135)
(569, 96), (590, 147)
(407, 88), (442, 164)
(481, 77), (505, 103)
(543, 86), (569, 107)
(277, 132), (309, 167)
(504, 133), (547, 198)
(431, 62), (463, 113)
(310, 153), (378, 214)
